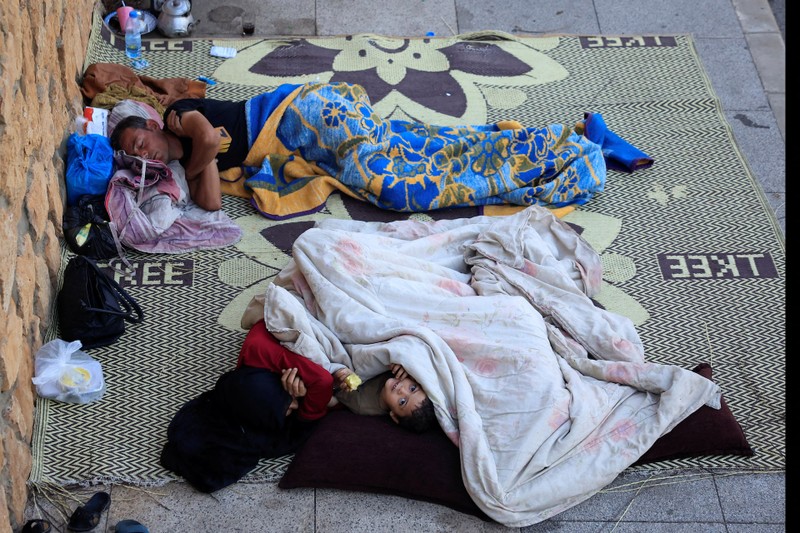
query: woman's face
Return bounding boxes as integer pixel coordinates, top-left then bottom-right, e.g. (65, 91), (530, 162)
(118, 121), (171, 162)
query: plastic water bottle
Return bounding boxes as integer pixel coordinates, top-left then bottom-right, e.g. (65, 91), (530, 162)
(125, 10), (142, 59)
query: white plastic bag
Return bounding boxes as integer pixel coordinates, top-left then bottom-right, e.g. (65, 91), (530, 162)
(32, 339), (106, 404)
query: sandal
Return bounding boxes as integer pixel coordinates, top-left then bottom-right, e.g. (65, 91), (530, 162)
(67, 491), (111, 532)
(21, 519), (52, 533)
(115, 519), (150, 533)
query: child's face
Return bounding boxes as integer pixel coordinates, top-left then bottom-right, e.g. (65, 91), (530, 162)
(380, 375), (427, 422)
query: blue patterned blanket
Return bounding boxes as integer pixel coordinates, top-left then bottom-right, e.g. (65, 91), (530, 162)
(219, 82), (610, 219)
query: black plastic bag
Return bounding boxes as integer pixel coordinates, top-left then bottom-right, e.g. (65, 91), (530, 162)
(57, 255), (144, 349)
(63, 194), (118, 260)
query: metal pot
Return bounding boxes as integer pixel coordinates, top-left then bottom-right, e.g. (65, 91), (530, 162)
(157, 0), (196, 38)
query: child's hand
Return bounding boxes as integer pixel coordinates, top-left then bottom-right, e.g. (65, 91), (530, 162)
(281, 367), (307, 398)
(333, 368), (360, 392)
(390, 364), (408, 381)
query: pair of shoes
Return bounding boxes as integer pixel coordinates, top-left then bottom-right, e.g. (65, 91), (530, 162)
(115, 519), (150, 533)
(21, 519), (51, 533)
(67, 491), (111, 532)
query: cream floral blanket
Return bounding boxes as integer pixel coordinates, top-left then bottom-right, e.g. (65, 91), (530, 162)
(259, 206), (721, 526)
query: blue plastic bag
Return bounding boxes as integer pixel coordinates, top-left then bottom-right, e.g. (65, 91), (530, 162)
(65, 133), (114, 206)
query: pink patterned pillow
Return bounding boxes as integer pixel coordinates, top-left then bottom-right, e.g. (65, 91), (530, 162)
(108, 100), (163, 135)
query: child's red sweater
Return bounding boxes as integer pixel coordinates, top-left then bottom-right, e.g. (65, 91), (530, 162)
(237, 319), (333, 421)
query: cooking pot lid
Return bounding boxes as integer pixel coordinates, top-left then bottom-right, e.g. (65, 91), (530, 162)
(161, 0), (192, 16)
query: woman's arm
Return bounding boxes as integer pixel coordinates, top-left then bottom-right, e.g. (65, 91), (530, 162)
(165, 109), (218, 179)
(165, 109), (222, 210)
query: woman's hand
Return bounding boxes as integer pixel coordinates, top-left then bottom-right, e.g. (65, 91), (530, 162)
(165, 110), (186, 137)
(285, 397), (299, 416)
(281, 367), (307, 398)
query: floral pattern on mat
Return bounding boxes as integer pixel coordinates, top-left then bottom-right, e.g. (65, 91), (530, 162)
(213, 33), (567, 124)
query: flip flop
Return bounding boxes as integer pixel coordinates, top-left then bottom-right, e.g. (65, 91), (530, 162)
(21, 519), (52, 533)
(67, 491), (111, 532)
(115, 519), (150, 533)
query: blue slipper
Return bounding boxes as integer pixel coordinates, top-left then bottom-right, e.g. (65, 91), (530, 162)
(115, 519), (150, 533)
(582, 112), (654, 173)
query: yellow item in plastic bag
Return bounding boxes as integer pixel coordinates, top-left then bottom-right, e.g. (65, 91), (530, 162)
(74, 223), (92, 247)
(32, 339), (106, 404)
(59, 366), (92, 391)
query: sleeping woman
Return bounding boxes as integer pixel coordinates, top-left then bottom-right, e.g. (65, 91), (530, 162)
(108, 81), (651, 220)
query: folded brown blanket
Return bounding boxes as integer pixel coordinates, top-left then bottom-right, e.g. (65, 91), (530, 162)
(80, 63), (206, 108)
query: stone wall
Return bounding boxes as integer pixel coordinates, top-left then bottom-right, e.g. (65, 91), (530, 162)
(0, 0), (95, 530)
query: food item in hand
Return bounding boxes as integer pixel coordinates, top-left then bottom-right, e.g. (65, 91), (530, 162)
(343, 373), (362, 391)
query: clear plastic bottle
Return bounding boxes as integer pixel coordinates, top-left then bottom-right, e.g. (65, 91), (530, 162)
(125, 10), (142, 59)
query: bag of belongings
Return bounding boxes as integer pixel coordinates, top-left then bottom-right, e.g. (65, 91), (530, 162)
(57, 255), (144, 348)
(31, 338), (106, 404)
(63, 194), (119, 260)
(65, 133), (114, 206)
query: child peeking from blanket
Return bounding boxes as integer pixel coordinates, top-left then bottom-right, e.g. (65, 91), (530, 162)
(239, 319), (437, 433)
(332, 364), (436, 433)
